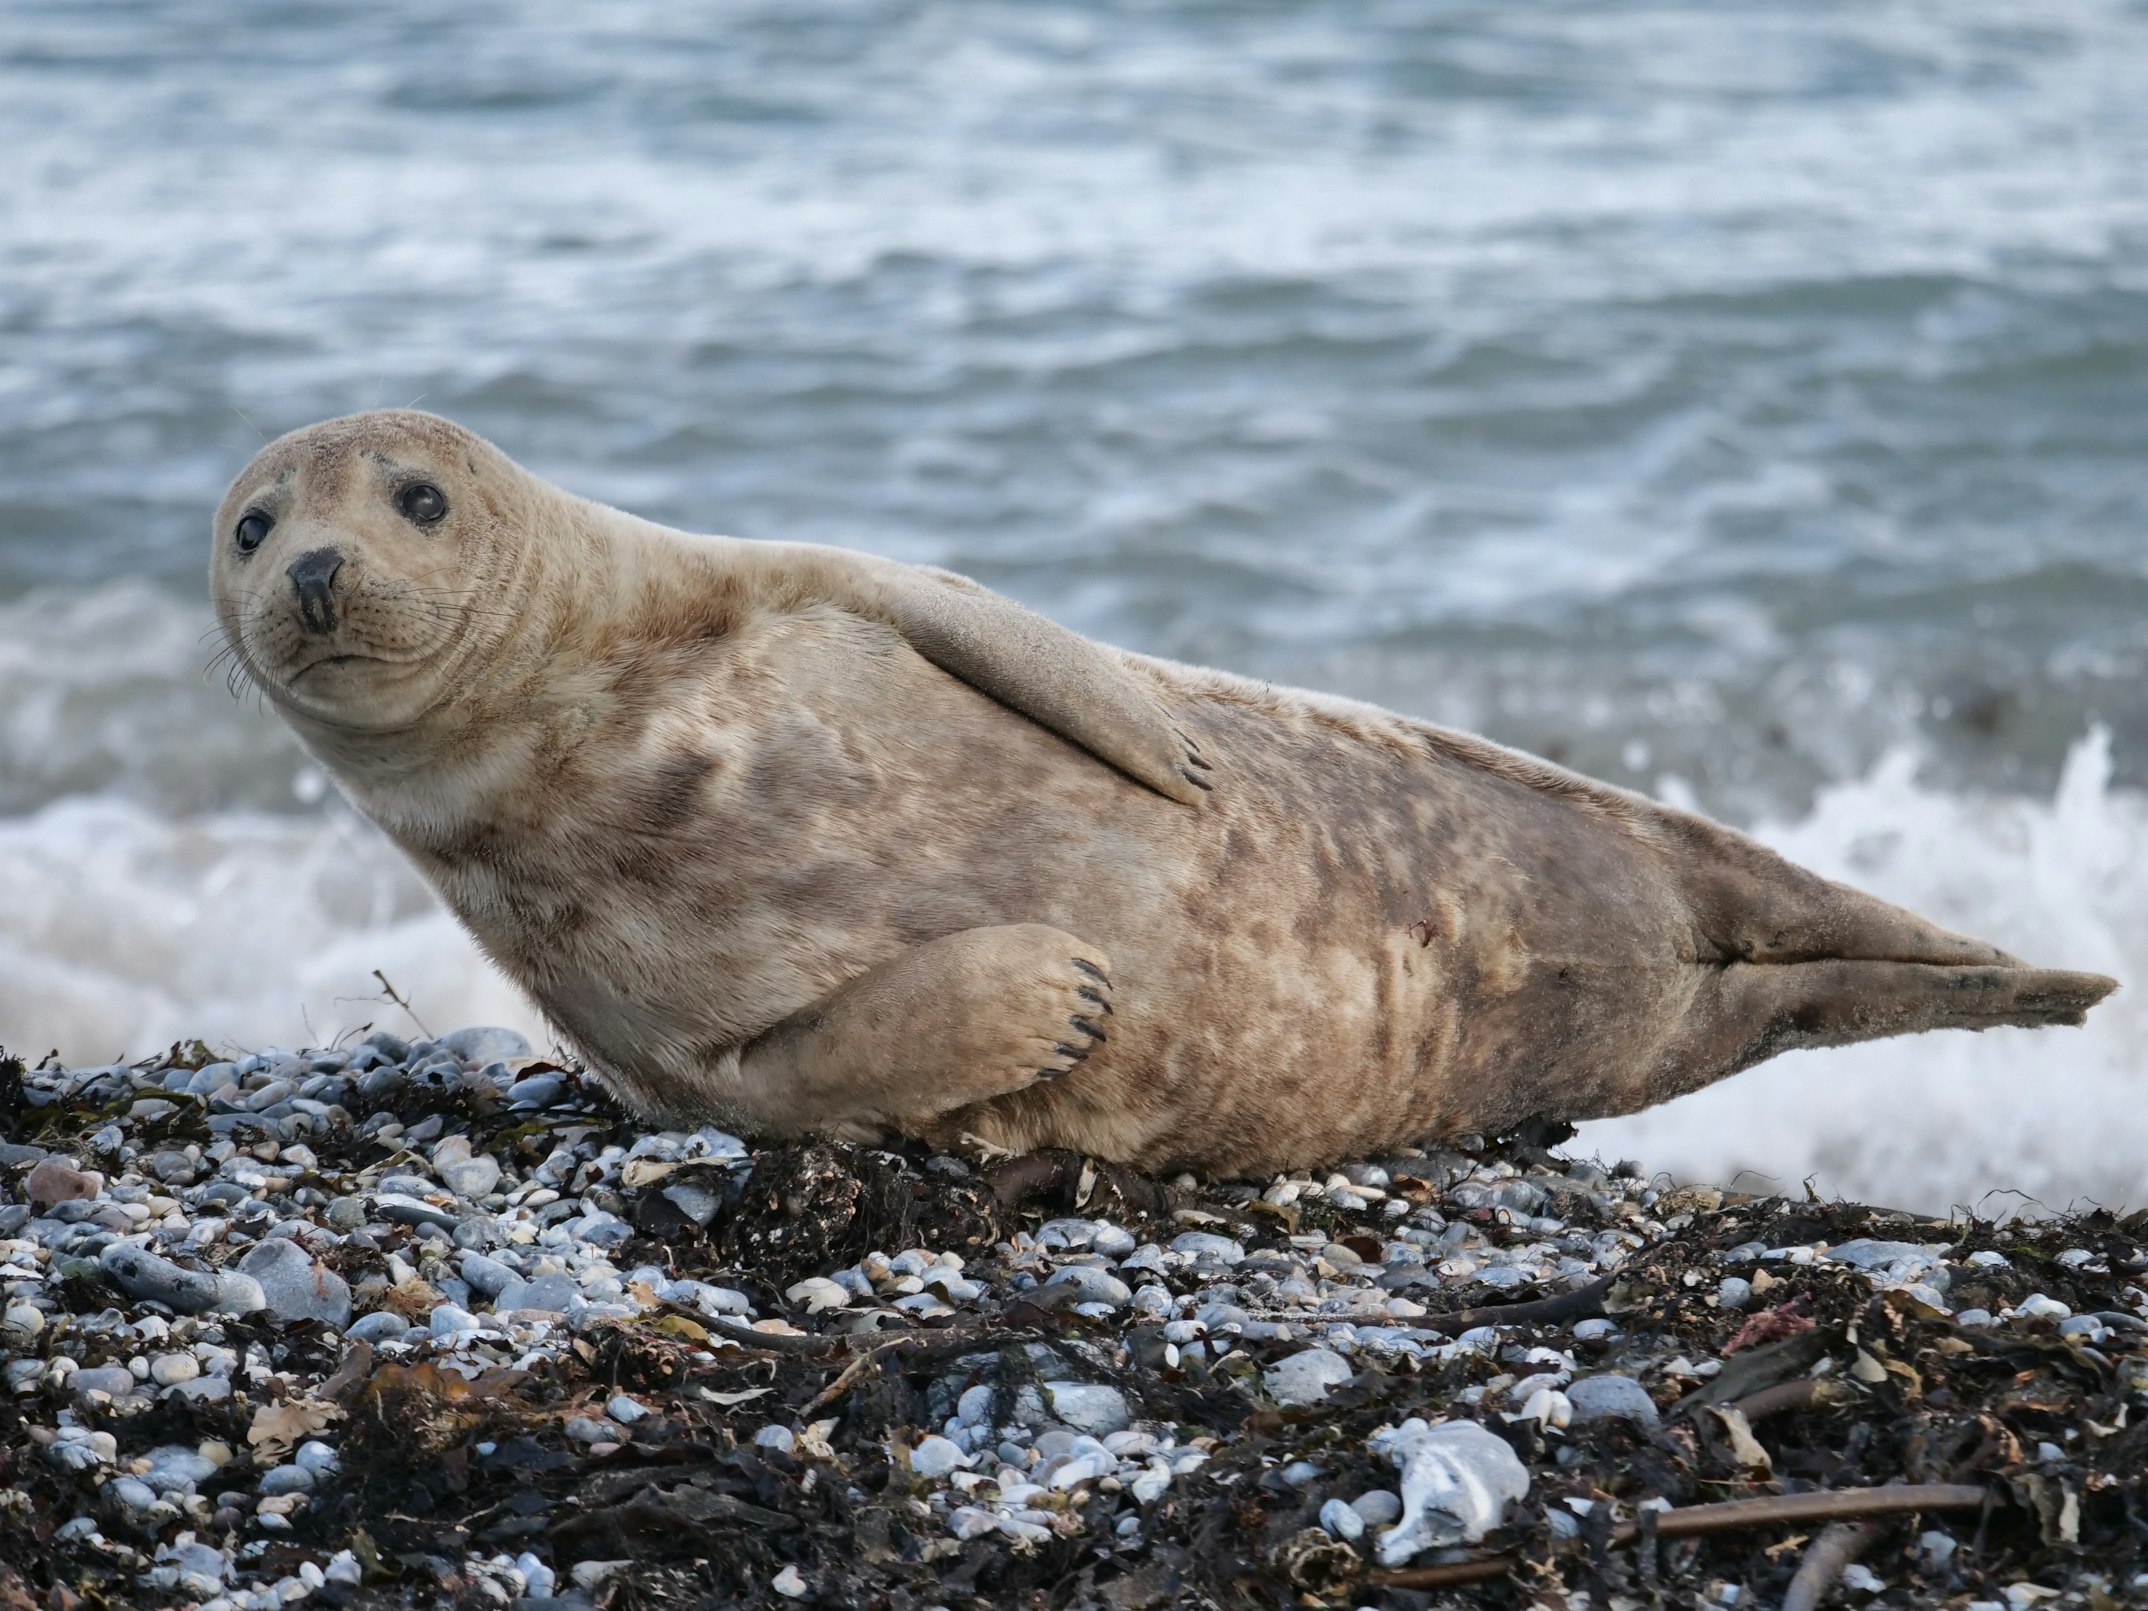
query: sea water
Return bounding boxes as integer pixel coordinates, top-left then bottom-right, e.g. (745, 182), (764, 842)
(3, 0), (2145, 1211)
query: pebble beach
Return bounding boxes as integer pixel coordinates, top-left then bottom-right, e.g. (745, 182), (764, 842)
(2, 1029), (2145, 1610)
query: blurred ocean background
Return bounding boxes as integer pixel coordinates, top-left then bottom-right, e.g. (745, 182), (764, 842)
(3, 0), (2145, 1212)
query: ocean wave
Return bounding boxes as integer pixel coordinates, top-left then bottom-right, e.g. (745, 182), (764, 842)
(0, 795), (539, 1067)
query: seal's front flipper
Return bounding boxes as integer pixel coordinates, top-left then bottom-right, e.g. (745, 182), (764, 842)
(728, 923), (1116, 1137)
(858, 562), (1213, 806)
(1656, 958), (2118, 1103)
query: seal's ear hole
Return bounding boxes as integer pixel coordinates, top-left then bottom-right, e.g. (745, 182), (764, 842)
(397, 482), (448, 527)
(234, 511), (273, 553)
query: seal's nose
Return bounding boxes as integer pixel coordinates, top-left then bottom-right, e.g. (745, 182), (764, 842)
(287, 547), (344, 635)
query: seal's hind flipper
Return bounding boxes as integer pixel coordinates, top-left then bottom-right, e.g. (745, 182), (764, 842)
(1607, 802), (2120, 1108)
(858, 562), (1213, 807)
(1658, 810), (2026, 970)
(1657, 959), (2118, 1100)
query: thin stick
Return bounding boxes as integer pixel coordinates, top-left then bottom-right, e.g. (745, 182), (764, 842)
(1619, 1484), (1987, 1544)
(673, 1307), (851, 1356)
(1369, 1558), (1511, 1588)
(1420, 1272), (1617, 1334)
(371, 970), (432, 1038)
(1782, 1522), (1877, 1611)
(800, 1340), (902, 1418)
(1371, 1484), (1991, 1590)
(1730, 1377), (1823, 1422)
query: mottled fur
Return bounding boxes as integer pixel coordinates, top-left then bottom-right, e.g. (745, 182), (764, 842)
(210, 412), (2118, 1174)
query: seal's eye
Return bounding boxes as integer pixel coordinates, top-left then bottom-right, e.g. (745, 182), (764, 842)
(234, 511), (273, 553)
(397, 482), (448, 526)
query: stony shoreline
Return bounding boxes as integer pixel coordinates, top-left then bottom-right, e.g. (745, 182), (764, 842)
(2, 1030), (2144, 1610)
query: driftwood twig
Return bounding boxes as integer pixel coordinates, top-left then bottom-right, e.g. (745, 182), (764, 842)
(1372, 1483), (1993, 1590)
(1782, 1521), (1879, 1611)
(1420, 1272), (1617, 1334)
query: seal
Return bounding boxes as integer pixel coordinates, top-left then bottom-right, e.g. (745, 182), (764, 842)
(210, 410), (2119, 1174)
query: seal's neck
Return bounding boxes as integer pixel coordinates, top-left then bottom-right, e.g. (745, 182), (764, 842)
(288, 499), (736, 848)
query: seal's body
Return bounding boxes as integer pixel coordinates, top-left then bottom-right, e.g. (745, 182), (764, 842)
(212, 412), (2116, 1173)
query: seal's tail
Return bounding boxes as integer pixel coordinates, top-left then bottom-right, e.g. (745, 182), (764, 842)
(1644, 804), (2117, 1095)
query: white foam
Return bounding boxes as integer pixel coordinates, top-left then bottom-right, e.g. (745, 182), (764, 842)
(1582, 728), (2147, 1215)
(0, 796), (541, 1066)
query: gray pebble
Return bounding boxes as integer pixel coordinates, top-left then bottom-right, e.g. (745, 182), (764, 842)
(73, 1365), (141, 1399)
(506, 1073), (567, 1109)
(1319, 1497), (1364, 1540)
(1169, 1231), (1245, 1265)
(345, 1312), (410, 1344)
(438, 1153), (501, 1199)
(910, 1435), (968, 1479)
(459, 1251), (519, 1298)
(1351, 1488), (1403, 1526)
(496, 1273), (578, 1314)
(663, 1180), (723, 1225)
(371, 1192), (459, 1230)
(1039, 1265), (1133, 1308)
(956, 1384), (997, 1427)
(258, 1464), (315, 1495)
(238, 1238), (352, 1327)
(1566, 1373), (1660, 1427)
(99, 1243), (222, 1313)
(575, 1211), (632, 1247)
(442, 1026), (533, 1065)
(211, 1272), (266, 1316)
(1041, 1383), (1131, 1437)
(109, 1475), (162, 1516)
(430, 1303), (481, 1337)
(1264, 1347), (1355, 1407)
(143, 1447), (219, 1492)
(187, 1063), (238, 1095)
(296, 1441), (340, 1475)
(357, 1032), (411, 1063)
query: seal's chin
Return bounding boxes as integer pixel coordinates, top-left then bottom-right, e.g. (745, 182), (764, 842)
(270, 647), (444, 732)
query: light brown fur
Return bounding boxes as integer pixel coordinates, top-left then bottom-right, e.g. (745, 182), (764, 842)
(210, 411), (2119, 1175)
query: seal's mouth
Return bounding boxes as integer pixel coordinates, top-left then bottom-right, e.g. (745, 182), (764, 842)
(290, 652), (393, 684)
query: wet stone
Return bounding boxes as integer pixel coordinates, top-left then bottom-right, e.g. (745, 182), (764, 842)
(26, 1157), (102, 1212)
(1264, 1347), (1356, 1407)
(1042, 1383), (1132, 1437)
(1566, 1372), (1661, 1427)
(237, 1237), (352, 1326)
(99, 1243), (221, 1313)
(441, 1026), (532, 1064)
(1038, 1264), (1133, 1308)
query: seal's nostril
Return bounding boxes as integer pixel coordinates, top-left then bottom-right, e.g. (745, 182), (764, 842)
(287, 547), (344, 634)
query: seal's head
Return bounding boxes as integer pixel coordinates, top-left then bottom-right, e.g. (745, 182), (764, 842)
(211, 410), (535, 732)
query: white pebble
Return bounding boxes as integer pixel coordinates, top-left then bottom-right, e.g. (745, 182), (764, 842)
(515, 1553), (555, 1599)
(150, 1352), (200, 1386)
(909, 1435), (970, 1479)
